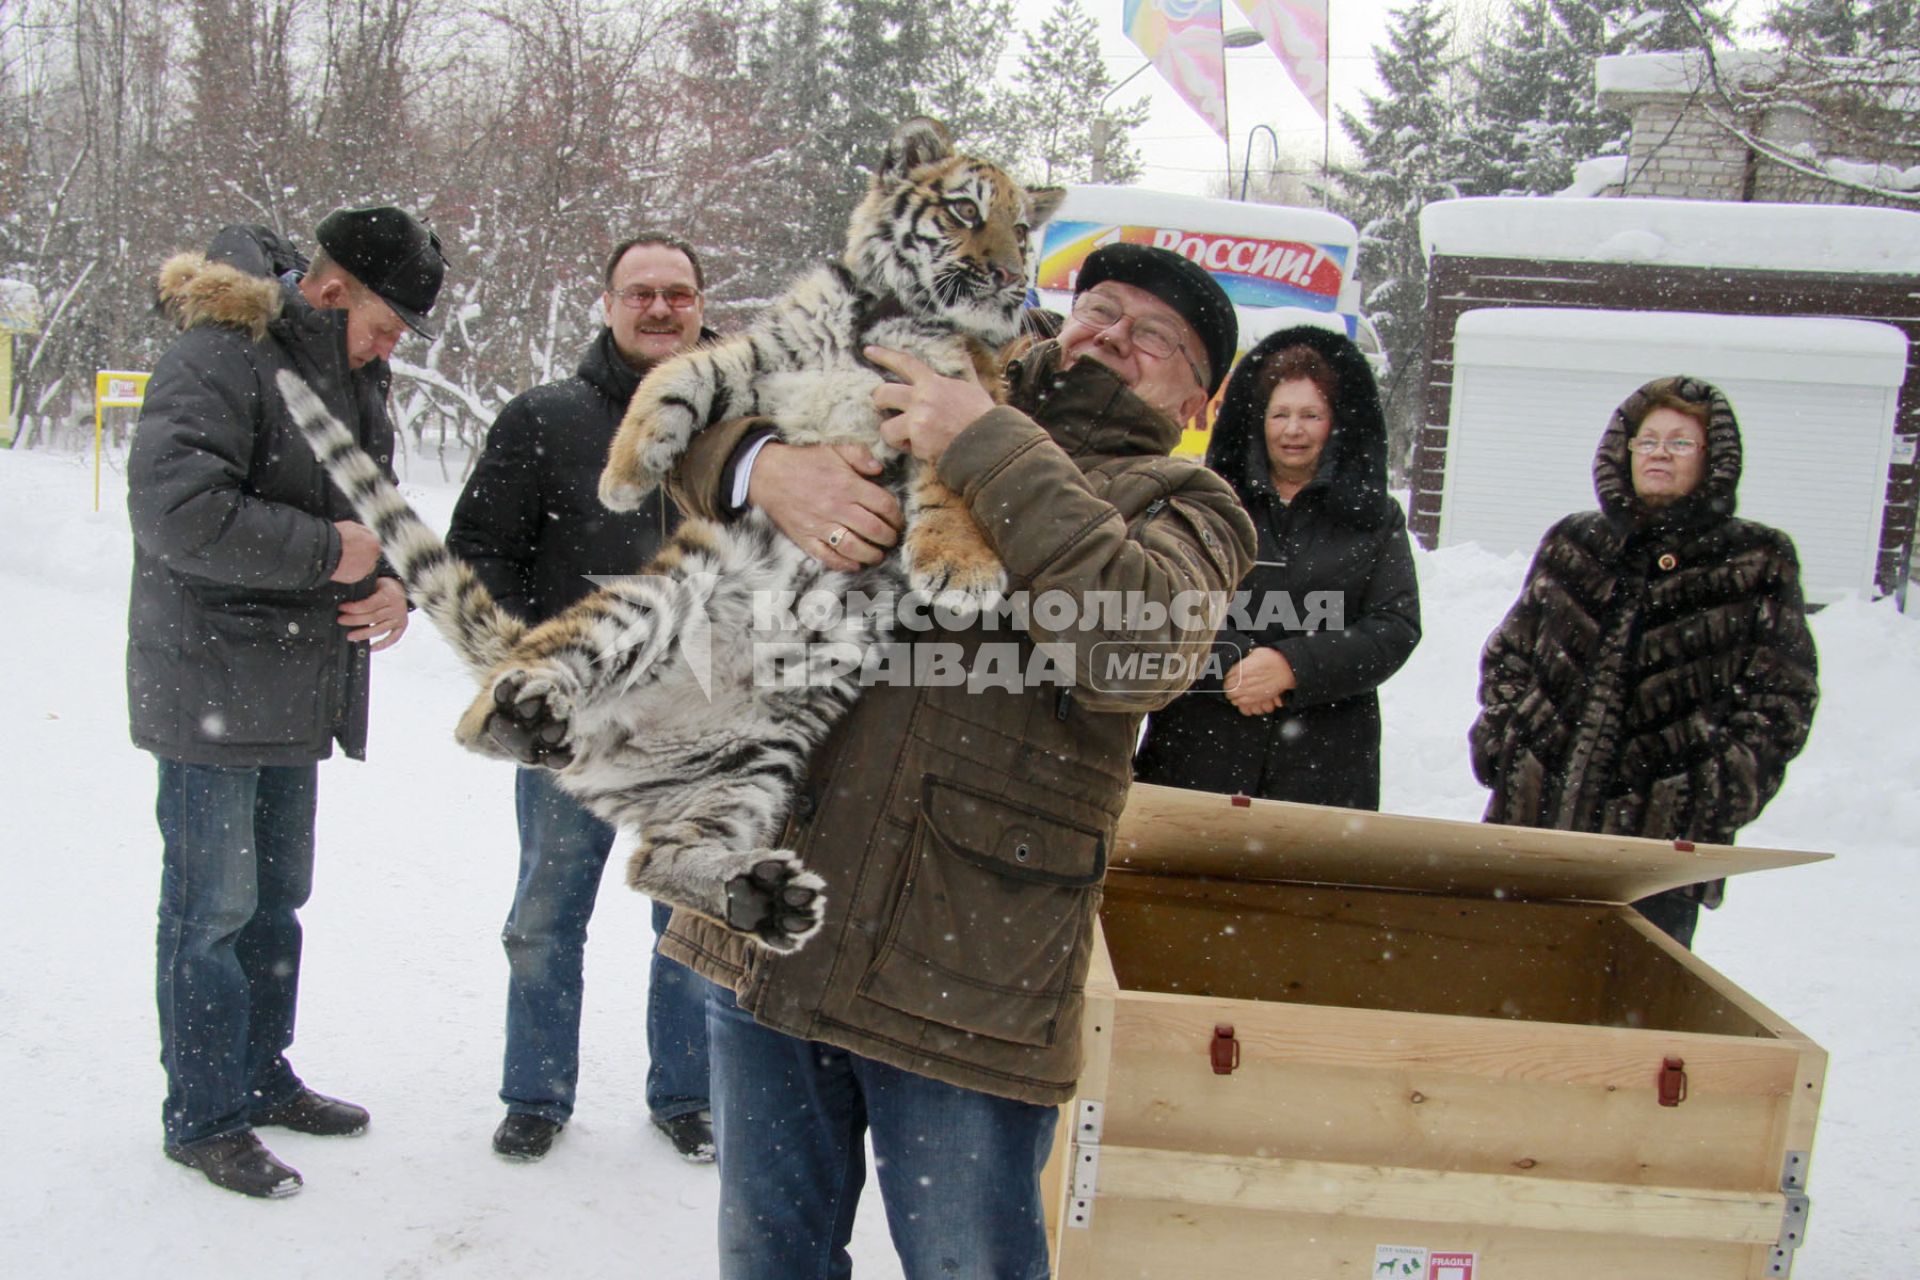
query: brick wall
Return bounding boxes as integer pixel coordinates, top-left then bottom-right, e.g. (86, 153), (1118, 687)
(1619, 98), (1750, 199)
(1617, 95), (1869, 205)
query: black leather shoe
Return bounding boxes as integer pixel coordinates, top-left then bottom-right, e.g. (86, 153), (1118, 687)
(493, 1112), (563, 1162)
(652, 1110), (716, 1164)
(166, 1130), (303, 1198)
(251, 1088), (370, 1137)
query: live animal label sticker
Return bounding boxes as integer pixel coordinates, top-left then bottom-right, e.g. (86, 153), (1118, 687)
(1373, 1245), (1427, 1277)
(1429, 1252), (1477, 1280)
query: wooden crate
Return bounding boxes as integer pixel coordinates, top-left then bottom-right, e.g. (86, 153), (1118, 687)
(1045, 785), (1828, 1280)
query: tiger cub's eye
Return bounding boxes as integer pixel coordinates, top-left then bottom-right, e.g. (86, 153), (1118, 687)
(946, 198), (982, 226)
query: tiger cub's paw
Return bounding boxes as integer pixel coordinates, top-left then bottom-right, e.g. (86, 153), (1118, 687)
(600, 404), (696, 512)
(903, 549), (1008, 616)
(901, 507), (1007, 609)
(477, 668), (576, 768)
(723, 853), (828, 953)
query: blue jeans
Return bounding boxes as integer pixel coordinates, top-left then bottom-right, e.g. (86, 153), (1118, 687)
(500, 768), (709, 1123)
(706, 985), (1056, 1280)
(153, 758), (317, 1147)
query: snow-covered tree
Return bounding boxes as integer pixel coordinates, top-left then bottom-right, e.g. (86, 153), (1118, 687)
(1004, 0), (1149, 186)
(1714, 0), (1920, 206)
(1466, 0), (1732, 196)
(1760, 0), (1916, 55)
(1327, 0), (1478, 468)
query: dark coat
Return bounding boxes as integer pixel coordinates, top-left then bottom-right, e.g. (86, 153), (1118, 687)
(126, 226), (398, 766)
(446, 327), (694, 625)
(1134, 325), (1421, 811)
(658, 344), (1258, 1105)
(1470, 376), (1819, 850)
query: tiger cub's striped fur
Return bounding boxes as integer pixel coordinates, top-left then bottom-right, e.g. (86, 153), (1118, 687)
(280, 370), (879, 951)
(599, 116), (1064, 601)
(278, 118), (1058, 954)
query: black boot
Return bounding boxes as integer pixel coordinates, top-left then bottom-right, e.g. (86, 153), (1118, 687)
(493, 1113), (564, 1161)
(251, 1087), (370, 1137)
(652, 1110), (716, 1164)
(166, 1130), (303, 1198)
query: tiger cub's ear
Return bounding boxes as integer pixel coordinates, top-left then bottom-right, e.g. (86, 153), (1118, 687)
(880, 117), (954, 181)
(1026, 186), (1067, 230)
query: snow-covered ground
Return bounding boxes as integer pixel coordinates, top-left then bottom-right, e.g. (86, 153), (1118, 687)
(1, 444), (1912, 1277)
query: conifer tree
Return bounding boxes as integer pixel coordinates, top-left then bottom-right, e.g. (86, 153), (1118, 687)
(1467, 0), (1730, 197)
(1328, 0), (1477, 465)
(1005, 0), (1149, 185)
(1762, 0), (1916, 55)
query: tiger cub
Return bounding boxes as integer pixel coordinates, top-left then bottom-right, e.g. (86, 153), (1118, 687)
(281, 118), (1060, 954)
(599, 115), (1064, 601)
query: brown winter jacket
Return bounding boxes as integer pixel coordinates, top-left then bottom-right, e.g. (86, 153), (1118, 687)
(1469, 376), (1819, 847)
(658, 342), (1258, 1104)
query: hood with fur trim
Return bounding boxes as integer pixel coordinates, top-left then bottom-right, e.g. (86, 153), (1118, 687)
(1203, 324), (1394, 530)
(1593, 374), (1742, 535)
(154, 225), (308, 340)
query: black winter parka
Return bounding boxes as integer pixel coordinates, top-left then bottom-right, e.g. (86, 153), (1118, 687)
(1134, 326), (1421, 810)
(446, 327), (696, 625)
(126, 226), (398, 765)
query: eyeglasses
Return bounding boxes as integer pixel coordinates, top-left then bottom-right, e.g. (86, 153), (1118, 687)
(1630, 437), (1702, 456)
(1071, 293), (1206, 387)
(612, 285), (701, 311)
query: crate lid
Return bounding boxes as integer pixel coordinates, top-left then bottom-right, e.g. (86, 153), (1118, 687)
(1111, 784), (1830, 904)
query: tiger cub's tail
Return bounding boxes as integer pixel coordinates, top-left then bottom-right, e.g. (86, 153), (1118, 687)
(276, 370), (526, 678)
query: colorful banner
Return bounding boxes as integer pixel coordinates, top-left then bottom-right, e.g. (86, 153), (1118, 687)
(1037, 219), (1347, 312)
(1123, 0), (1230, 140)
(1233, 0), (1330, 119)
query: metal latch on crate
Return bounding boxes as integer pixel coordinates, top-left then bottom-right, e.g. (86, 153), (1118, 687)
(1657, 1056), (1688, 1106)
(1066, 1099), (1104, 1230)
(1767, 1151), (1812, 1277)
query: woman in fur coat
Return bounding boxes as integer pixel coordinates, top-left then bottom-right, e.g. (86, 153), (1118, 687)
(1134, 325), (1422, 811)
(1470, 375), (1820, 947)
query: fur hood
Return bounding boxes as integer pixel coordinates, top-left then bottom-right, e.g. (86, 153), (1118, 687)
(1204, 325), (1394, 530)
(155, 225), (308, 340)
(1593, 375), (1743, 535)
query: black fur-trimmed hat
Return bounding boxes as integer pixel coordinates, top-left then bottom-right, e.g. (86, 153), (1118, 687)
(1076, 243), (1238, 396)
(314, 205), (447, 339)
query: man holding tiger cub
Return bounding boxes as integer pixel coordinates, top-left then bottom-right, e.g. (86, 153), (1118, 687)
(660, 243), (1255, 1278)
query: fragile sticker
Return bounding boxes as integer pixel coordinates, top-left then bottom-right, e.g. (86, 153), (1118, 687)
(1429, 1252), (1477, 1280)
(1373, 1245), (1427, 1277)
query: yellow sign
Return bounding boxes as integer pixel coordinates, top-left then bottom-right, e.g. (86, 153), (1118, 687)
(94, 369), (151, 511)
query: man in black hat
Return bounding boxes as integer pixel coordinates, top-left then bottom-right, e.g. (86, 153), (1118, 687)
(127, 204), (445, 1198)
(653, 242), (1256, 1278)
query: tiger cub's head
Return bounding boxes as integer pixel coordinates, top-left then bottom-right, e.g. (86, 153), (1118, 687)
(845, 118), (1065, 347)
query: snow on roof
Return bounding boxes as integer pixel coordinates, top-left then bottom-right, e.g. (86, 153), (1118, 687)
(1052, 185), (1358, 245)
(1594, 50), (1782, 103)
(1555, 156), (1627, 199)
(0, 278), (41, 330)
(1455, 307), (1909, 386)
(1421, 196), (1920, 274)
(1827, 158), (1920, 193)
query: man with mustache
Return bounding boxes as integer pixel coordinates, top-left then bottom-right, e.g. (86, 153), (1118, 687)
(447, 234), (720, 1164)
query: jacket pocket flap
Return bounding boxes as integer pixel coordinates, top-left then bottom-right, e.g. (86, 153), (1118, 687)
(921, 777), (1106, 887)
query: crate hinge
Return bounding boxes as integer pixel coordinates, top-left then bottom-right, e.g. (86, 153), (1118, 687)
(1066, 1099), (1104, 1230)
(1766, 1150), (1812, 1277)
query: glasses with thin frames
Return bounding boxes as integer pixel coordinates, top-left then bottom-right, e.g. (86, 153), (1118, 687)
(1630, 436), (1702, 456)
(613, 284), (701, 311)
(1070, 293), (1206, 387)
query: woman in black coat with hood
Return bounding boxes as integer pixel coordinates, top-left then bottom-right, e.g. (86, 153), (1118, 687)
(1135, 325), (1422, 810)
